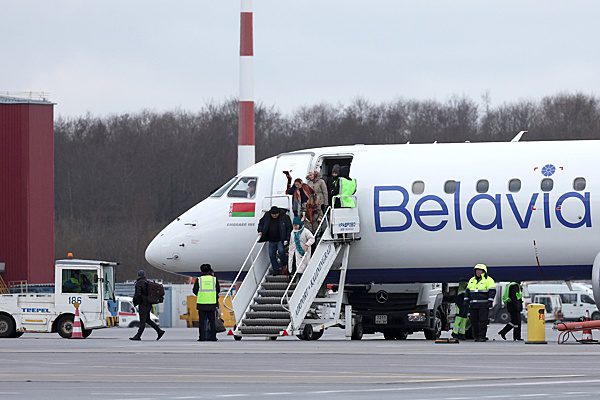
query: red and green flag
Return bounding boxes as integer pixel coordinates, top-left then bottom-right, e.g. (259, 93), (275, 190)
(229, 202), (255, 218)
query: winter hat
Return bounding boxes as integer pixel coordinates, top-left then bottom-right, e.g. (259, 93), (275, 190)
(293, 216), (303, 227)
(200, 264), (212, 273)
(269, 206), (280, 214)
(332, 164), (341, 174)
(137, 270), (146, 278)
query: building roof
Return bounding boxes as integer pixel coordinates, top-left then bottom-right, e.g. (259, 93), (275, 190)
(0, 94), (53, 105)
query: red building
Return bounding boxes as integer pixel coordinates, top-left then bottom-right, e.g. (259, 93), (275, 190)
(0, 95), (54, 284)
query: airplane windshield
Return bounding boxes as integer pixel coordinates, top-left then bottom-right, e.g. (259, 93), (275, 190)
(210, 177), (237, 198)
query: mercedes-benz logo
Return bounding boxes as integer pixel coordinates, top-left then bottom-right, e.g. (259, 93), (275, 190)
(376, 290), (389, 304)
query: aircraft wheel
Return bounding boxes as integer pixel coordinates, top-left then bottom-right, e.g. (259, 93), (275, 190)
(351, 323), (363, 340)
(396, 331), (409, 340)
(383, 331), (395, 340)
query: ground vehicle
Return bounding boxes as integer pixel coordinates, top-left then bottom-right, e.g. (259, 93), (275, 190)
(0, 259), (118, 338)
(347, 283), (447, 340)
(524, 283), (598, 320)
(523, 294), (563, 322)
(116, 296), (159, 328)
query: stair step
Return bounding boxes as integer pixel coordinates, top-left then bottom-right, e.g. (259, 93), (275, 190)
(253, 296), (286, 304)
(246, 311), (290, 319)
(250, 304), (287, 312)
(257, 289), (293, 297)
(242, 318), (291, 326)
(239, 326), (286, 335)
(265, 275), (291, 283)
(261, 282), (296, 290)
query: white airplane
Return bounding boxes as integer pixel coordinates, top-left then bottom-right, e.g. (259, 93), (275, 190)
(145, 139), (600, 312)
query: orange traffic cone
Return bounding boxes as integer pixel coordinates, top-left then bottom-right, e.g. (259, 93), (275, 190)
(71, 302), (84, 339)
(581, 310), (594, 343)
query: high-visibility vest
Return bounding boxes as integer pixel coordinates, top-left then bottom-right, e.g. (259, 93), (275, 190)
(196, 276), (217, 305)
(466, 275), (496, 307)
(339, 177), (357, 208)
(502, 282), (523, 303)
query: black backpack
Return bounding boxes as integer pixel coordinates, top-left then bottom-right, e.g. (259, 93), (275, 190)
(146, 281), (165, 304)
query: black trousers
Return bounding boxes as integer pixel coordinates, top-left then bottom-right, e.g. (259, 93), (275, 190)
(500, 304), (522, 340)
(469, 307), (490, 340)
(198, 308), (217, 341)
(136, 304), (161, 338)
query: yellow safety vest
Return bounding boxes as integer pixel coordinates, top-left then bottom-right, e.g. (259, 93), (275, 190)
(340, 177), (357, 208)
(466, 275), (496, 307)
(196, 276), (217, 305)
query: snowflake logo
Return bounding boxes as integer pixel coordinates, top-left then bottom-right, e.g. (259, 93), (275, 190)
(541, 164), (556, 177)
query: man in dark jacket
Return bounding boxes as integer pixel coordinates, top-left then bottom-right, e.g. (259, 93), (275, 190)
(327, 164), (341, 207)
(193, 264), (221, 341)
(130, 270), (165, 341)
(498, 281), (524, 341)
(258, 206), (293, 275)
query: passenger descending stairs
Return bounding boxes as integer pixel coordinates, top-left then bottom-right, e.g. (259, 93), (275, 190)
(227, 203), (360, 340)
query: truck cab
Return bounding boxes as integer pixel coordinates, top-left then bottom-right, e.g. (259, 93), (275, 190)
(116, 295), (160, 328)
(0, 259), (118, 338)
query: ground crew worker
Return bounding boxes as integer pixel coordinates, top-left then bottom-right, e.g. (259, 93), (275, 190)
(464, 264), (496, 342)
(452, 282), (469, 340)
(498, 281), (524, 341)
(130, 270), (165, 341)
(337, 166), (357, 208)
(193, 264), (220, 341)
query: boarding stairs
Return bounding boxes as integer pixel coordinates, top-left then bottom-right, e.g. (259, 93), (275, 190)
(224, 196), (360, 340)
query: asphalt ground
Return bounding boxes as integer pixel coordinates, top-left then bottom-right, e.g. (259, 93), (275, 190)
(1, 323), (599, 399)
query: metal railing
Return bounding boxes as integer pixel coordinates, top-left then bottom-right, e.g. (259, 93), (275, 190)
(280, 206), (332, 313)
(222, 238), (264, 312)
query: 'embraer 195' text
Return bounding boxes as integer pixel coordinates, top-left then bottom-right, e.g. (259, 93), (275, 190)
(374, 183), (592, 232)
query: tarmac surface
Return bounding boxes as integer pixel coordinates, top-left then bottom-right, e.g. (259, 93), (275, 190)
(1, 323), (599, 399)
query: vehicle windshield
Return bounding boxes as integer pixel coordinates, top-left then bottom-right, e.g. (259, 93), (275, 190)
(103, 266), (115, 300)
(210, 177), (237, 198)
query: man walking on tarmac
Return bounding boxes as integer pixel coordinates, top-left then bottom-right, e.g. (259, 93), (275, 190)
(498, 281), (524, 341)
(130, 270), (165, 341)
(193, 264), (220, 341)
(464, 264), (496, 342)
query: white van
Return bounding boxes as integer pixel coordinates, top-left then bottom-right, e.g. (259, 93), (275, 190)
(116, 296), (160, 328)
(524, 283), (598, 321)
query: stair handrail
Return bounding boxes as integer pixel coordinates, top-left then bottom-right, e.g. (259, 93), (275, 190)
(280, 206), (332, 313)
(223, 237), (262, 312)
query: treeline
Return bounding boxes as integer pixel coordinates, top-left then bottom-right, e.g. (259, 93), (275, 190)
(54, 93), (600, 281)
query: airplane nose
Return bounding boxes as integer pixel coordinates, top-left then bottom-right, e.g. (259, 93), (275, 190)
(145, 236), (167, 267)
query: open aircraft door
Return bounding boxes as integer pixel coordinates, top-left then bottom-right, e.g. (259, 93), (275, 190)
(264, 152), (314, 211)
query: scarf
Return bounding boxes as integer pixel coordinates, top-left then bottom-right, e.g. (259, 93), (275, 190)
(294, 227), (305, 256)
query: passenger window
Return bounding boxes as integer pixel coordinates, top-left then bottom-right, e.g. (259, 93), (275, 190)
(227, 177), (258, 199)
(210, 177), (237, 198)
(412, 181), (425, 195)
(581, 294), (595, 304)
(121, 301), (137, 314)
(560, 294), (576, 304)
(61, 269), (97, 294)
(476, 179), (489, 193)
(540, 178), (553, 192)
(444, 180), (457, 194)
(508, 179), (521, 193)
(574, 177), (586, 191)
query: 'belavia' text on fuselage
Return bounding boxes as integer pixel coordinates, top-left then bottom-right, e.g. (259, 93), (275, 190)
(374, 182), (592, 232)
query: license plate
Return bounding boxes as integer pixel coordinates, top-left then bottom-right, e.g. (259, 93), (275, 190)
(375, 315), (388, 324)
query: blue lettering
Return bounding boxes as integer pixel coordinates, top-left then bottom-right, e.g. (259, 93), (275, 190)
(466, 194), (503, 230)
(507, 193), (538, 229)
(543, 193), (551, 228)
(414, 195), (448, 232)
(374, 186), (412, 232)
(454, 181), (462, 230)
(555, 192), (592, 228)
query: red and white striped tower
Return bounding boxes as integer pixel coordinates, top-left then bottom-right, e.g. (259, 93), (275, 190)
(238, 0), (255, 173)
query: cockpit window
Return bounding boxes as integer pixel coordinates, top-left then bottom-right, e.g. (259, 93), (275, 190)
(228, 177), (258, 199)
(210, 177), (237, 198)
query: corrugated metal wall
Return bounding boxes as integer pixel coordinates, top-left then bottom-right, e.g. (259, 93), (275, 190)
(0, 102), (54, 284)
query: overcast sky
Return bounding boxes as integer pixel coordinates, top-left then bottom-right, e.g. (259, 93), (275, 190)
(1, 1), (598, 118)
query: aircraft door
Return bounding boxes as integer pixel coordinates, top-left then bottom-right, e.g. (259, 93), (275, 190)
(267, 152), (314, 210)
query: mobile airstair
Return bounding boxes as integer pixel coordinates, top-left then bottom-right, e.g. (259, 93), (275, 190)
(223, 196), (360, 340)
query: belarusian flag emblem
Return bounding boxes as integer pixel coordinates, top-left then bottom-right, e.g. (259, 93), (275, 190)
(229, 203), (255, 218)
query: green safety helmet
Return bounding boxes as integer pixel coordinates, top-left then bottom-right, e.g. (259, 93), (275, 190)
(474, 263), (488, 273)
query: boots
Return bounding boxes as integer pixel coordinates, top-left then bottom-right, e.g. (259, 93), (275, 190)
(498, 324), (512, 340)
(513, 326), (522, 341)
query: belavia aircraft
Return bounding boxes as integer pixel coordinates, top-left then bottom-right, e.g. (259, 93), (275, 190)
(146, 139), (600, 313)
